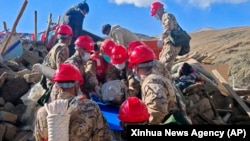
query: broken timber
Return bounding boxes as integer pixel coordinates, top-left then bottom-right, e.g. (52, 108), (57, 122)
(212, 69), (250, 117)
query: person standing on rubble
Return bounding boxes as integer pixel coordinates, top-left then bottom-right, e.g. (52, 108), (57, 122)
(32, 24), (73, 91)
(34, 63), (111, 141)
(118, 96), (150, 141)
(63, 1), (89, 56)
(63, 35), (98, 99)
(128, 44), (191, 125)
(101, 24), (139, 47)
(150, 1), (181, 72)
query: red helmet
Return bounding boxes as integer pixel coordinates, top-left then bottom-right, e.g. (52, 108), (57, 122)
(128, 44), (156, 67)
(74, 35), (94, 52)
(57, 24), (73, 36)
(100, 38), (116, 56)
(150, 1), (164, 16)
(52, 63), (83, 85)
(127, 40), (147, 56)
(118, 96), (150, 123)
(111, 45), (127, 65)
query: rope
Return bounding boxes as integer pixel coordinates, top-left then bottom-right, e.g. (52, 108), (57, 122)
(45, 99), (72, 141)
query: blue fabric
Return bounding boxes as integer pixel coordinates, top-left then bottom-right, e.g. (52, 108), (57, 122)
(91, 96), (122, 131)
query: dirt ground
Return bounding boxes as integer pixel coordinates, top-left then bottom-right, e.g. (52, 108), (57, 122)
(189, 26), (250, 89)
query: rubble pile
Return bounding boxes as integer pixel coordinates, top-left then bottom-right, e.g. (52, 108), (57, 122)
(0, 38), (250, 140)
(0, 40), (47, 141)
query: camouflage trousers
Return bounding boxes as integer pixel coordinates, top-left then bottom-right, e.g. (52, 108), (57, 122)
(159, 43), (181, 72)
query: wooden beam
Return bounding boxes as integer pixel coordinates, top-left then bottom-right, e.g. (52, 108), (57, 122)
(34, 11), (37, 42)
(0, 0), (28, 54)
(44, 13), (52, 46)
(2, 21), (7, 32)
(212, 69), (250, 117)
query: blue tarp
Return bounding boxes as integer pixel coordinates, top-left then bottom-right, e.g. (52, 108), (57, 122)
(91, 96), (122, 131)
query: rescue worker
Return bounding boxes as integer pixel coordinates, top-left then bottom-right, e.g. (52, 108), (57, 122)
(128, 45), (190, 125)
(85, 38), (120, 84)
(33, 24), (73, 90)
(62, 35), (96, 99)
(63, 1), (89, 56)
(118, 96), (150, 141)
(110, 44), (128, 80)
(101, 24), (139, 47)
(123, 41), (172, 98)
(150, 1), (181, 71)
(34, 63), (111, 141)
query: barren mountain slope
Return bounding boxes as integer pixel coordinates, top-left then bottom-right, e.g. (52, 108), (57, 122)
(189, 26), (250, 89)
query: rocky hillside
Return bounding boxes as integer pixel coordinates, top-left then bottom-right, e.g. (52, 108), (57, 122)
(189, 26), (250, 89)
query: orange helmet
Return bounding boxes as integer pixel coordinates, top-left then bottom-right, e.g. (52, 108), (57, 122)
(52, 63), (83, 85)
(100, 38), (116, 56)
(57, 24), (73, 36)
(118, 96), (150, 123)
(128, 44), (156, 67)
(74, 35), (94, 52)
(111, 45), (127, 65)
(127, 40), (147, 56)
(150, 1), (164, 16)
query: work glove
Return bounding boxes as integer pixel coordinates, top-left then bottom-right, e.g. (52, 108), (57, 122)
(32, 63), (42, 73)
(157, 38), (164, 48)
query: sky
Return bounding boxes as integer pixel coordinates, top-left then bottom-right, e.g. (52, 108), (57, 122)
(0, 0), (250, 38)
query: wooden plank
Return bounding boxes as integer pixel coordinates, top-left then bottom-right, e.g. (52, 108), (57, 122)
(0, 0), (28, 54)
(234, 89), (250, 96)
(212, 69), (250, 117)
(34, 11), (37, 42)
(203, 64), (229, 96)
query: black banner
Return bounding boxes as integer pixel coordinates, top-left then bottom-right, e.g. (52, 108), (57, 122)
(126, 125), (250, 140)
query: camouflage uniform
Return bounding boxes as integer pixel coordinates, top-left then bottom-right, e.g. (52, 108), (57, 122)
(42, 42), (70, 87)
(34, 92), (111, 141)
(64, 55), (98, 97)
(127, 60), (172, 99)
(141, 72), (179, 124)
(127, 68), (141, 98)
(160, 12), (181, 71)
(153, 60), (172, 80)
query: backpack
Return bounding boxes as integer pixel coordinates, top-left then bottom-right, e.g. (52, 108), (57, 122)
(169, 24), (191, 56)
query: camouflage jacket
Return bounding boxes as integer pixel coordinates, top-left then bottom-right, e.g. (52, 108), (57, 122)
(161, 12), (178, 41)
(141, 72), (178, 124)
(34, 92), (111, 141)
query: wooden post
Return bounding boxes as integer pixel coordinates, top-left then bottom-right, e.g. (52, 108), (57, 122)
(2, 22), (7, 32)
(0, 0), (28, 54)
(212, 69), (250, 117)
(44, 13), (52, 46)
(57, 16), (61, 25)
(34, 11), (37, 42)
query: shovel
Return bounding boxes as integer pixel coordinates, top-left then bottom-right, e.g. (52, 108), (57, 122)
(0, 0), (28, 62)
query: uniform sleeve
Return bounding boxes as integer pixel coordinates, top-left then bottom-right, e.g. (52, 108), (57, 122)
(112, 30), (125, 45)
(142, 83), (169, 124)
(55, 46), (69, 68)
(84, 60), (99, 86)
(161, 13), (177, 39)
(34, 107), (48, 141)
